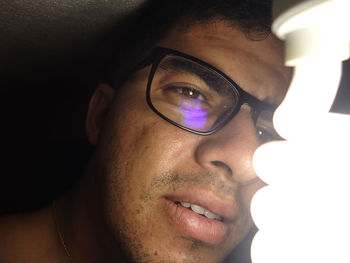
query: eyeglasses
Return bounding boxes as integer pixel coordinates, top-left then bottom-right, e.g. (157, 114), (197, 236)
(138, 47), (281, 142)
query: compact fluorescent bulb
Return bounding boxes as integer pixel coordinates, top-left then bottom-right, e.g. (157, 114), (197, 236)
(250, 1), (350, 263)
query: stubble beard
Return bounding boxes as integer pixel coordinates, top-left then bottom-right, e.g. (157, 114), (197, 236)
(96, 154), (250, 263)
(101, 171), (204, 263)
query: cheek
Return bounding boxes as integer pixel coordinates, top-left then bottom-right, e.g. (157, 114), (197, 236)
(100, 98), (188, 192)
(106, 76), (196, 174)
(123, 121), (189, 188)
(112, 104), (192, 173)
(239, 181), (266, 217)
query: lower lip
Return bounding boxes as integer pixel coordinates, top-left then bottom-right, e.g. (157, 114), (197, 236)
(163, 199), (229, 245)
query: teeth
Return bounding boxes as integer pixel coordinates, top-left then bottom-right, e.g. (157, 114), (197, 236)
(178, 202), (222, 221)
(204, 210), (217, 220)
(191, 204), (205, 215)
(180, 202), (191, 208)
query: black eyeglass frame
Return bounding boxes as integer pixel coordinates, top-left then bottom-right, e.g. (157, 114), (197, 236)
(141, 47), (275, 136)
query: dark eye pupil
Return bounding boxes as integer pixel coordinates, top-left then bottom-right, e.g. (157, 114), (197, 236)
(181, 88), (199, 98)
(256, 127), (272, 143)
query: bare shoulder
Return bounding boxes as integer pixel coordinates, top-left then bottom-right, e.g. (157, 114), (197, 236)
(0, 207), (59, 263)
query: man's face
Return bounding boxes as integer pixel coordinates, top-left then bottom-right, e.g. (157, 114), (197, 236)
(88, 21), (291, 263)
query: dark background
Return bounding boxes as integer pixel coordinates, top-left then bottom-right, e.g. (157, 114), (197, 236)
(0, 0), (147, 215)
(0, 0), (349, 216)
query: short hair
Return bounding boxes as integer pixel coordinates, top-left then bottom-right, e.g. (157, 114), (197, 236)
(92, 0), (272, 89)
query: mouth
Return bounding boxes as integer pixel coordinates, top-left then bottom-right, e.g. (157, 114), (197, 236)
(174, 201), (223, 221)
(162, 190), (238, 245)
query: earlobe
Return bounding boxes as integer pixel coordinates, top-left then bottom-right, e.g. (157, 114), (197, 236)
(86, 83), (115, 145)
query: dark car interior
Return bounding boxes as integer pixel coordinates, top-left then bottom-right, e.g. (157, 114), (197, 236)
(1, 0), (349, 216)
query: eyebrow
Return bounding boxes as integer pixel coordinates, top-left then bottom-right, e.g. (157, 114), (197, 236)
(158, 56), (276, 112)
(158, 57), (234, 96)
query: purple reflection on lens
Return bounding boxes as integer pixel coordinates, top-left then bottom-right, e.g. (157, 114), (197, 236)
(179, 99), (207, 129)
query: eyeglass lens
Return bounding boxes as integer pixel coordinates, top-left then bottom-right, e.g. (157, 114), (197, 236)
(149, 55), (239, 133)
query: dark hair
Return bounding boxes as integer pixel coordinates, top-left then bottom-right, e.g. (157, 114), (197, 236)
(92, 0), (272, 89)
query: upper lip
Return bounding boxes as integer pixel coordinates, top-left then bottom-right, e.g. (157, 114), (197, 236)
(165, 188), (239, 222)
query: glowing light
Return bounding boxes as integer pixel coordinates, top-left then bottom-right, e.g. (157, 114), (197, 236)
(273, 61), (343, 140)
(250, 0), (350, 262)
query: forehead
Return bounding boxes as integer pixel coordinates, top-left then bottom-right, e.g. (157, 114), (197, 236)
(157, 21), (292, 105)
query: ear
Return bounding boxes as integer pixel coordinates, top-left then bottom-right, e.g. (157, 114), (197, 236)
(86, 83), (115, 145)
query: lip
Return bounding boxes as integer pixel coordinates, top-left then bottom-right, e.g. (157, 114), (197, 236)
(162, 189), (239, 245)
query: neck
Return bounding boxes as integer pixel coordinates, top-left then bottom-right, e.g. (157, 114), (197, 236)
(55, 158), (128, 263)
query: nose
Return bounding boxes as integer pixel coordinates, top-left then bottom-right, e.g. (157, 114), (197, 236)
(194, 105), (260, 184)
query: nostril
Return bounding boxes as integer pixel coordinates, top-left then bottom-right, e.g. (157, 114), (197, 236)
(211, 161), (232, 176)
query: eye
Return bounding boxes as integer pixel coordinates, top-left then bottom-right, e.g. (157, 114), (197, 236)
(161, 84), (211, 109)
(165, 85), (206, 101)
(256, 126), (278, 144)
(181, 87), (200, 98)
(255, 110), (283, 144)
